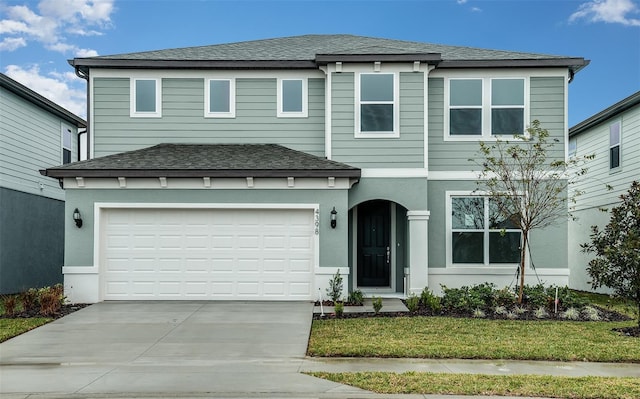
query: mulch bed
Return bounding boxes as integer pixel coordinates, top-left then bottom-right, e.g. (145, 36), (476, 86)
(1, 303), (90, 319)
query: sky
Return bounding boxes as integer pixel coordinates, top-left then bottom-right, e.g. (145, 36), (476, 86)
(1, 0), (639, 126)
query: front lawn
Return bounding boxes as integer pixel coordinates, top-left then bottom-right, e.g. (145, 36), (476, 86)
(308, 317), (640, 362)
(0, 318), (52, 342)
(308, 371), (640, 399)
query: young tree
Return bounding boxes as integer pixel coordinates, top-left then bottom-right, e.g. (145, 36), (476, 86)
(472, 120), (591, 304)
(582, 181), (640, 329)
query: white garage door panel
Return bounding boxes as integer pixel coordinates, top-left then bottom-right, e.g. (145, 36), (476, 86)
(101, 208), (315, 300)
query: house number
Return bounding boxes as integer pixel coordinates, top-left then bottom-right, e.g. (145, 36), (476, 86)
(314, 209), (320, 235)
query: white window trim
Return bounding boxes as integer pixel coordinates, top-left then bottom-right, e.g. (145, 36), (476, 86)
(204, 78), (236, 118)
(355, 72), (400, 138)
(568, 137), (577, 159)
(444, 76), (529, 141)
(445, 191), (522, 268)
(277, 78), (308, 118)
(609, 120), (621, 171)
(130, 78), (162, 118)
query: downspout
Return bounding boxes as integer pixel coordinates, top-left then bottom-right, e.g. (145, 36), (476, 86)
(73, 63), (91, 160)
(319, 65), (332, 160)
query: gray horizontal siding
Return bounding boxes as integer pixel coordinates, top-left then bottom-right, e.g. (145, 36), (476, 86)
(0, 87), (76, 200)
(331, 72), (425, 168)
(92, 77), (325, 157)
(428, 76), (567, 172)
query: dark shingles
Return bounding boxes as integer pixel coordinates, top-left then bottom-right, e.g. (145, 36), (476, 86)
(42, 143), (361, 178)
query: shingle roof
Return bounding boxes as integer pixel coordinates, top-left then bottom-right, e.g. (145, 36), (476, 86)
(70, 34), (588, 74)
(570, 90), (640, 136)
(41, 143), (361, 179)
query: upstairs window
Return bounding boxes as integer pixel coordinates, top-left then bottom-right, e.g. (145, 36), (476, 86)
(277, 78), (307, 117)
(568, 137), (577, 158)
(449, 195), (521, 266)
(609, 121), (621, 170)
(447, 77), (527, 139)
(205, 79), (235, 118)
(62, 125), (72, 164)
(357, 73), (398, 137)
(131, 78), (161, 117)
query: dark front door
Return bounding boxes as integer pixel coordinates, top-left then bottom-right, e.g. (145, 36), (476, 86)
(357, 200), (391, 287)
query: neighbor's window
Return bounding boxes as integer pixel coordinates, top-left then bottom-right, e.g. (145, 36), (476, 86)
(450, 196), (521, 265)
(277, 78), (307, 117)
(205, 79), (235, 117)
(568, 137), (577, 158)
(609, 121), (621, 170)
(131, 78), (161, 117)
(357, 73), (398, 137)
(62, 125), (72, 164)
(447, 77), (526, 139)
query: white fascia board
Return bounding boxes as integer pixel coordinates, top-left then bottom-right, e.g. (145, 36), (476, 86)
(63, 177), (354, 189)
(360, 168), (428, 178)
(90, 68), (325, 79)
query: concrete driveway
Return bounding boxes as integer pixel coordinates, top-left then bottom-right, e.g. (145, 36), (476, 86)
(0, 301), (362, 396)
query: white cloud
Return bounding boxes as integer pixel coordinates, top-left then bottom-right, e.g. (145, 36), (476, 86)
(4, 64), (87, 118)
(0, 0), (114, 54)
(570, 0), (640, 26)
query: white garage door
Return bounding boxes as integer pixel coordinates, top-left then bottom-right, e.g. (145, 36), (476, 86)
(100, 207), (316, 300)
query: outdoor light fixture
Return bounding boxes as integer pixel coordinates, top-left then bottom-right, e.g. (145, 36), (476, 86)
(73, 208), (83, 228)
(330, 207), (337, 229)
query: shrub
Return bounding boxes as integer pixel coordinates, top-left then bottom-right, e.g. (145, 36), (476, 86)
(2, 295), (18, 317)
(21, 288), (38, 313)
(372, 297), (383, 314)
(347, 289), (364, 306)
(555, 286), (588, 310)
(334, 301), (344, 318)
(513, 305), (528, 315)
(420, 288), (442, 313)
(441, 286), (470, 312)
(468, 283), (496, 310)
(506, 311), (519, 319)
(582, 306), (602, 321)
(472, 308), (486, 318)
(522, 284), (552, 309)
(494, 287), (517, 307)
(326, 269), (343, 303)
(405, 294), (420, 312)
(560, 307), (581, 320)
(494, 305), (508, 316)
(38, 284), (64, 317)
(534, 306), (549, 319)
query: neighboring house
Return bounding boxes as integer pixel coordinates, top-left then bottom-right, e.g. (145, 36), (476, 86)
(41, 35), (588, 303)
(568, 90), (640, 292)
(0, 73), (86, 294)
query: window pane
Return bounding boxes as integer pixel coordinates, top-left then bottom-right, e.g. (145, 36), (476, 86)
(361, 104), (393, 132)
(361, 74), (394, 102)
(489, 232), (521, 263)
(492, 79), (524, 106)
(450, 108), (482, 135)
(568, 138), (577, 157)
(135, 80), (156, 112)
(452, 232), (484, 263)
(63, 148), (71, 164)
(450, 79), (482, 106)
(489, 199), (520, 229)
(452, 197), (484, 229)
(491, 108), (523, 135)
(62, 128), (72, 149)
(282, 80), (302, 112)
(209, 80), (230, 113)
(610, 146), (620, 169)
(610, 122), (620, 145)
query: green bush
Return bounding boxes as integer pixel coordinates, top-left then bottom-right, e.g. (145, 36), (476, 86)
(334, 301), (344, 318)
(326, 269), (343, 303)
(494, 287), (517, 307)
(405, 294), (420, 312)
(372, 297), (383, 314)
(420, 288), (442, 313)
(38, 284), (65, 317)
(347, 289), (364, 306)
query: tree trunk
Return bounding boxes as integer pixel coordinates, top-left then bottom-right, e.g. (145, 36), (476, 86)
(518, 231), (529, 304)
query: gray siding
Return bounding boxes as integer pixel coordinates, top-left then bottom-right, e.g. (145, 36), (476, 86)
(0, 187), (64, 294)
(0, 87), (78, 200)
(428, 76), (566, 172)
(331, 72), (425, 168)
(92, 77), (325, 157)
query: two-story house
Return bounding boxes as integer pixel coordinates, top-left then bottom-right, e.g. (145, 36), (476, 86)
(1, 73), (86, 294)
(41, 35), (588, 303)
(568, 90), (640, 292)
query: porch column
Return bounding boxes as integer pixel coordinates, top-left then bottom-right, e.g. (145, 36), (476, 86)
(407, 210), (430, 296)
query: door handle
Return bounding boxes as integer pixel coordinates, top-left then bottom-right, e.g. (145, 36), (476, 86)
(386, 246), (390, 264)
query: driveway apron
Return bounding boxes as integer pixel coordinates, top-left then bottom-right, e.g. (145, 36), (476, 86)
(0, 301), (362, 395)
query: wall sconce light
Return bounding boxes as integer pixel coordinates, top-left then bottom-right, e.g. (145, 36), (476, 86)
(330, 207), (337, 229)
(73, 208), (83, 228)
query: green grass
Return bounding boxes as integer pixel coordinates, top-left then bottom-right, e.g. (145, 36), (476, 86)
(0, 318), (52, 343)
(308, 317), (639, 362)
(308, 371), (640, 399)
(574, 290), (639, 319)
